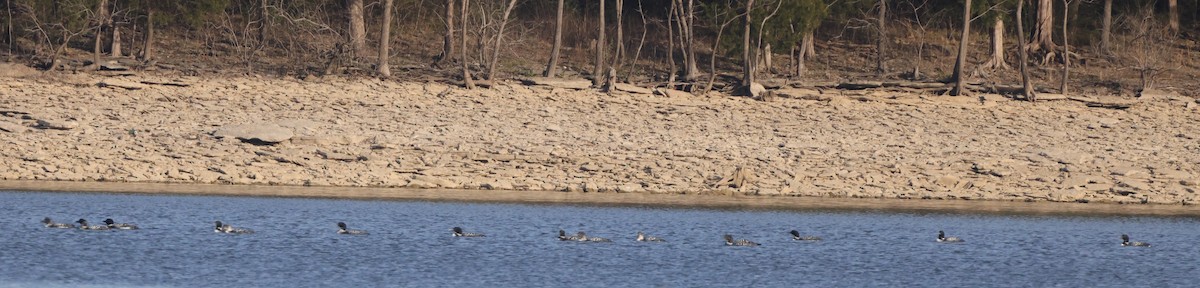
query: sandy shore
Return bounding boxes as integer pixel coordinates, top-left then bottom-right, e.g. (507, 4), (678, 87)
(1, 71), (1198, 208)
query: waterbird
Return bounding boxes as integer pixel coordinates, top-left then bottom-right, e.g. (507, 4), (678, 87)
(577, 231), (611, 242)
(790, 230), (822, 241)
(452, 227), (484, 237)
(937, 230), (964, 243)
(42, 217), (74, 229)
(1121, 234), (1151, 247)
(636, 231), (665, 242)
(75, 219), (110, 230)
(214, 221), (254, 234)
(336, 222), (368, 235)
(103, 218), (139, 230)
(558, 229), (581, 241)
(724, 234), (759, 246)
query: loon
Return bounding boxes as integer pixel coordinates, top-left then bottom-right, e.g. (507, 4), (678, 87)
(724, 234), (760, 246)
(75, 219), (110, 230)
(337, 222), (368, 235)
(577, 232), (611, 242)
(452, 227), (485, 237)
(103, 218), (139, 230)
(214, 221), (254, 234)
(790, 230), (822, 241)
(42, 217), (74, 229)
(937, 230), (964, 243)
(558, 230), (581, 241)
(636, 231), (665, 242)
(1121, 234), (1151, 247)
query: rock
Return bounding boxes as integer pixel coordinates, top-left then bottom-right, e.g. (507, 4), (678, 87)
(0, 121), (28, 133)
(317, 149), (364, 162)
(481, 180), (514, 190)
(775, 88), (828, 101)
(1096, 117), (1120, 128)
(734, 82), (767, 97)
(99, 62), (130, 71)
(408, 175), (458, 189)
(1109, 166), (1149, 178)
(935, 175), (961, 188)
(519, 77), (592, 90)
(1039, 149), (1092, 165)
(612, 83), (653, 94)
(213, 123), (294, 144)
(0, 62), (39, 78)
(655, 88), (695, 98)
(580, 164), (602, 172)
(98, 78), (148, 90)
(36, 118), (79, 130)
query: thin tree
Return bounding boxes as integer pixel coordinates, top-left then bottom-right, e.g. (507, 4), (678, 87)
(439, 0), (455, 66)
(593, 0), (607, 87)
(140, 1), (154, 61)
(379, 0), (394, 77)
(544, 0), (564, 77)
(755, 0), (782, 76)
(486, 0), (518, 83)
(111, 1), (121, 57)
(348, 0), (367, 58)
(1168, 0), (1178, 34)
(684, 0), (698, 81)
(93, 0), (110, 67)
(547, 0), (564, 76)
(1059, 0), (1068, 95)
(460, 0), (474, 89)
(742, 0), (756, 87)
(611, 0), (624, 73)
(667, 2), (677, 89)
(951, 0), (972, 96)
(876, 0), (887, 74)
(1016, 0), (1036, 101)
(1100, 0), (1111, 53)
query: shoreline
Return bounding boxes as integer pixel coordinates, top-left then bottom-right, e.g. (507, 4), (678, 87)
(4, 180), (1199, 217)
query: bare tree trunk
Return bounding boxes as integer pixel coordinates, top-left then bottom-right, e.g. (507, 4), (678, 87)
(440, 0), (454, 65)
(1060, 0), (1068, 95)
(704, 12), (739, 94)
(5, 0), (12, 59)
(1101, 0), (1111, 52)
(982, 18), (1009, 70)
(742, 0), (755, 86)
(348, 0), (367, 58)
(140, 7), (154, 61)
(379, 0), (393, 77)
(460, 0), (474, 89)
(593, 0), (607, 87)
(626, 0), (647, 79)
(544, 0), (564, 77)
(1017, 0), (1036, 101)
(667, 2), (677, 89)
(93, 0), (109, 67)
(876, 0), (886, 74)
(111, 22), (121, 57)
(1169, 0), (1179, 34)
(486, 0), (518, 82)
(755, 1), (781, 76)
(612, 0), (624, 74)
(684, 0), (698, 81)
(1031, 0), (1055, 52)
(804, 32), (815, 58)
(951, 0), (971, 96)
(259, 0), (269, 42)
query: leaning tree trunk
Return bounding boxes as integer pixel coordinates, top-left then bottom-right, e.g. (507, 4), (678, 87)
(93, 0), (109, 67)
(140, 7), (154, 61)
(1017, 0), (1036, 101)
(876, 0), (887, 74)
(460, 0), (474, 89)
(742, 0), (756, 87)
(486, 0), (518, 82)
(593, 0), (606, 87)
(1101, 0), (1111, 52)
(378, 0), (393, 77)
(440, 0), (455, 65)
(951, 0), (971, 96)
(1169, 0), (1179, 34)
(348, 0), (367, 58)
(1031, 0), (1055, 52)
(1060, 0), (1069, 95)
(544, 0), (564, 77)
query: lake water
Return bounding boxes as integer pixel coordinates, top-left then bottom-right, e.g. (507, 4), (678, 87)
(1, 190), (1197, 287)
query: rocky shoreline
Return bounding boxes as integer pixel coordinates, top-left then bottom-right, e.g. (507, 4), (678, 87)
(2, 70), (1198, 205)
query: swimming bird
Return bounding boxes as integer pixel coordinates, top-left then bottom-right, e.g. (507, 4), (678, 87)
(790, 230), (822, 241)
(213, 221), (254, 234)
(636, 231), (665, 242)
(1121, 234), (1151, 247)
(103, 218), (139, 230)
(937, 230), (964, 243)
(42, 217), (74, 229)
(337, 222), (368, 235)
(558, 229), (581, 241)
(452, 227), (484, 237)
(75, 219), (110, 230)
(577, 231), (611, 242)
(724, 234), (759, 246)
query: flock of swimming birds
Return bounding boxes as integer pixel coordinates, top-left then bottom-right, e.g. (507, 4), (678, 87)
(41, 217), (1155, 247)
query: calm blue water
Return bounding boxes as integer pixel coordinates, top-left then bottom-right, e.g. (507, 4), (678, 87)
(1, 190), (1197, 287)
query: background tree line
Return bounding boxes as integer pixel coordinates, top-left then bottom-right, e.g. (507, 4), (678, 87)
(2, 0), (1195, 95)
